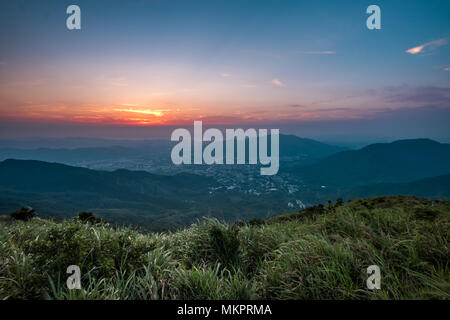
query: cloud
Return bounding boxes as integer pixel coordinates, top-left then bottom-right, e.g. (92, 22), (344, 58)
(406, 38), (448, 55)
(271, 78), (285, 87)
(289, 104), (307, 108)
(299, 51), (336, 55)
(220, 73), (232, 78)
(433, 65), (450, 72)
(380, 85), (450, 107)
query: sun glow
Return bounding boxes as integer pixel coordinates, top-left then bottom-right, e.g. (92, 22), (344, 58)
(113, 108), (169, 117)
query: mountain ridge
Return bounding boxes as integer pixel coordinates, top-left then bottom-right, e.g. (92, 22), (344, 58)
(286, 138), (450, 187)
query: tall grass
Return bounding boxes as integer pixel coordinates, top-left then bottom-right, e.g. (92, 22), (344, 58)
(0, 196), (448, 300)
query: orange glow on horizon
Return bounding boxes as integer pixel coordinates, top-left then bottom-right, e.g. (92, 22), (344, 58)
(0, 102), (373, 127)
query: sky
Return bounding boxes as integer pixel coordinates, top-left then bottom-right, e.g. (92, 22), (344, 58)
(0, 0), (449, 142)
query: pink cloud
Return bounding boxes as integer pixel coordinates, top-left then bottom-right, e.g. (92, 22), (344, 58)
(406, 38), (448, 55)
(271, 78), (285, 87)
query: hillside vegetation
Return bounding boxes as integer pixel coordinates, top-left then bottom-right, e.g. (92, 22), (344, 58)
(0, 196), (449, 300)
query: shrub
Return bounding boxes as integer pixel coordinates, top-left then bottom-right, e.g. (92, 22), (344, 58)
(78, 211), (103, 224)
(247, 218), (265, 226)
(11, 207), (35, 221)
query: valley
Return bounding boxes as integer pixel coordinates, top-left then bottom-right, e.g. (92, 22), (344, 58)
(0, 136), (449, 229)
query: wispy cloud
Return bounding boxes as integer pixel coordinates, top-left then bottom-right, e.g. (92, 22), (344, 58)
(271, 78), (285, 87)
(380, 85), (450, 107)
(406, 38), (448, 55)
(220, 73), (232, 78)
(299, 51), (336, 55)
(433, 65), (450, 72)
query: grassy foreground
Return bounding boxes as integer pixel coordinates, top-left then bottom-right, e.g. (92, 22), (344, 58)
(0, 196), (449, 300)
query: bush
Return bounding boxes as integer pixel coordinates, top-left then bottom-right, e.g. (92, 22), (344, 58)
(248, 218), (265, 226)
(11, 207), (35, 221)
(78, 211), (103, 224)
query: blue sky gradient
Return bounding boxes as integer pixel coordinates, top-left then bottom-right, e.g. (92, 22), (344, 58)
(0, 0), (449, 142)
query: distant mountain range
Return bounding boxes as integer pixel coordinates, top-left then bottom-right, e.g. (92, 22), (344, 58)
(0, 143), (170, 166)
(0, 134), (345, 168)
(286, 139), (450, 187)
(278, 134), (346, 159)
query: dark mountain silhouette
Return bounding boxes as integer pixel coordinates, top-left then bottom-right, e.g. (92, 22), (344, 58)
(344, 173), (450, 199)
(286, 139), (450, 187)
(0, 135), (345, 166)
(278, 134), (346, 160)
(0, 159), (292, 227)
(0, 145), (169, 165)
(0, 159), (212, 195)
(0, 159), (217, 227)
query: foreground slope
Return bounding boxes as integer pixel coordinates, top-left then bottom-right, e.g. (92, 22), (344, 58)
(1, 196), (448, 300)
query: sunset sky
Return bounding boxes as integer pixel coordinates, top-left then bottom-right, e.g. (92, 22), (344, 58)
(0, 0), (449, 141)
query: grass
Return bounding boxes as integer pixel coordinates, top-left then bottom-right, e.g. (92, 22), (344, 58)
(0, 195), (448, 300)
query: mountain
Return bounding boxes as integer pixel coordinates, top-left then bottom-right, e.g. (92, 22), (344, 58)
(278, 134), (346, 161)
(345, 173), (450, 199)
(286, 139), (450, 187)
(0, 159), (298, 228)
(0, 159), (212, 194)
(0, 143), (172, 166)
(0, 159), (218, 228)
(0, 146), (144, 164)
(0, 135), (345, 169)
